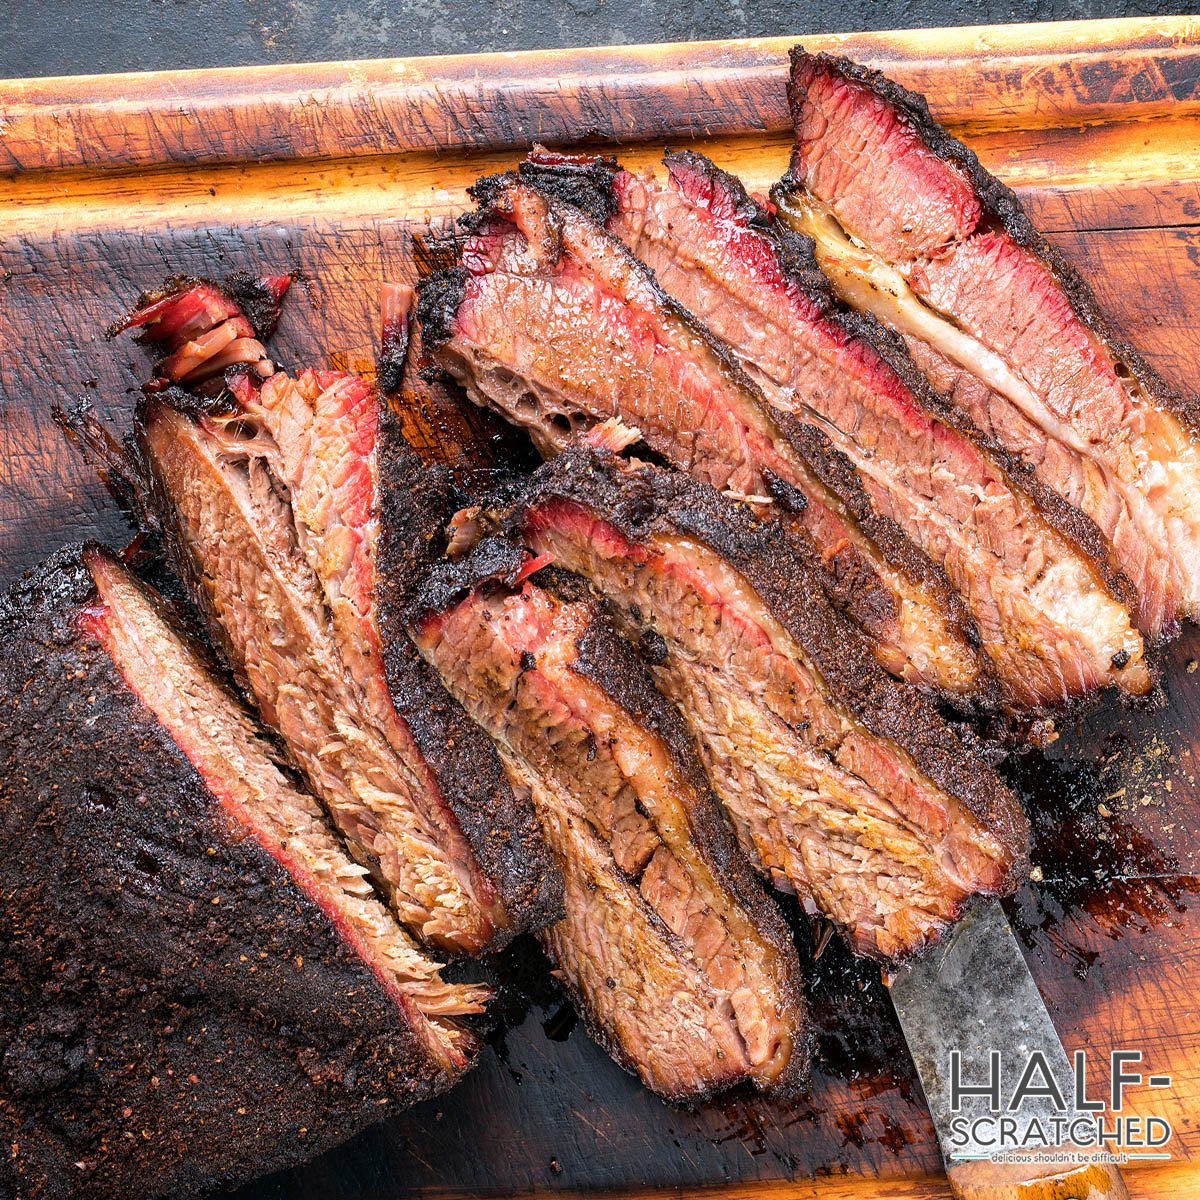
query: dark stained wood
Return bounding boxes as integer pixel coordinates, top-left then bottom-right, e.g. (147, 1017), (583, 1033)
(1, 16), (1199, 1200)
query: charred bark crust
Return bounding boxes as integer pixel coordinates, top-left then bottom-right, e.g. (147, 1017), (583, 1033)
(0, 544), (455, 1200)
(377, 436), (565, 937)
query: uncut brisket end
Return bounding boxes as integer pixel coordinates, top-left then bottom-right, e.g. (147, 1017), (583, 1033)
(0, 546), (483, 1200)
(416, 175), (985, 701)
(118, 276), (559, 957)
(569, 148), (1149, 710)
(784, 49), (1200, 639)
(508, 447), (1030, 958)
(409, 543), (808, 1099)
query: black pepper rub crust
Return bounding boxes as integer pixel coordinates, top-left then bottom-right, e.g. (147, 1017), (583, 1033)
(469, 152), (622, 229)
(376, 436), (565, 937)
(415, 266), (470, 349)
(409, 536), (531, 622)
(511, 150), (623, 226)
(0, 544), (459, 1200)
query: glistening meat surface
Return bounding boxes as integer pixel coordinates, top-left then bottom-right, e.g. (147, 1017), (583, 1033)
(409, 541), (808, 1100)
(417, 175), (985, 701)
(118, 276), (559, 956)
(0, 545), (481, 1200)
(569, 148), (1146, 710)
(784, 49), (1200, 640)
(509, 446), (1030, 958)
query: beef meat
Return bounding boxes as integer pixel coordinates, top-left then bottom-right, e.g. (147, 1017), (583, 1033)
(0, 545), (484, 1200)
(416, 174), (986, 702)
(115, 276), (560, 957)
(107, 270), (290, 399)
(506, 445), (1030, 957)
(783, 49), (1200, 640)
(409, 542), (808, 1099)
(539, 149), (1148, 710)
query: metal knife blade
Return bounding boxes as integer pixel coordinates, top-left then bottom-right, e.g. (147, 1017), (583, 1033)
(888, 897), (1130, 1198)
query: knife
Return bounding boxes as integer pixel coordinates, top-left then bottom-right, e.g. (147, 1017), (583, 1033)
(889, 899), (1130, 1200)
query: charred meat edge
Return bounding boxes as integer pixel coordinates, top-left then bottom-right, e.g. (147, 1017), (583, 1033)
(409, 541), (809, 1100)
(507, 445), (1031, 957)
(416, 175), (988, 702)
(375, 390), (564, 941)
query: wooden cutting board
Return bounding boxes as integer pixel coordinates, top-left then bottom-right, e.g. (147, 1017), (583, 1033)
(3, 16), (1200, 1199)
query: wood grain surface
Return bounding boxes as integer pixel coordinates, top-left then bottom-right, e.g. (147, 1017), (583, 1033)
(2, 16), (1199, 1200)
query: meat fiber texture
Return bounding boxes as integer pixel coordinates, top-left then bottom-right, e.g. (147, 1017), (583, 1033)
(784, 48), (1200, 643)
(113, 275), (561, 959)
(409, 540), (810, 1101)
(507, 444), (1030, 958)
(415, 172), (988, 705)
(523, 148), (1150, 713)
(0, 545), (480, 1200)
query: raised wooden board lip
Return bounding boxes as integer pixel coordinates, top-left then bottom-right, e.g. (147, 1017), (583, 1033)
(1, 15), (1199, 175)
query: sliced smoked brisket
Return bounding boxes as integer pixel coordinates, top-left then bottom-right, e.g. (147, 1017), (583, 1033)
(409, 542), (808, 1099)
(505, 444), (1030, 958)
(0, 545), (484, 1200)
(416, 173), (986, 702)
(783, 49), (1200, 640)
(112, 275), (560, 957)
(524, 149), (1149, 710)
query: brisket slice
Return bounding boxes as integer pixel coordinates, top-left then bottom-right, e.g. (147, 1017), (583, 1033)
(416, 175), (986, 702)
(549, 149), (1148, 710)
(784, 49), (1200, 640)
(507, 446), (1030, 958)
(409, 542), (808, 1099)
(118, 277), (559, 957)
(0, 545), (483, 1200)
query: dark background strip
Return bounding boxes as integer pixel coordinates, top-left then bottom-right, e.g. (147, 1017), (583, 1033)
(1, 0), (1193, 78)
